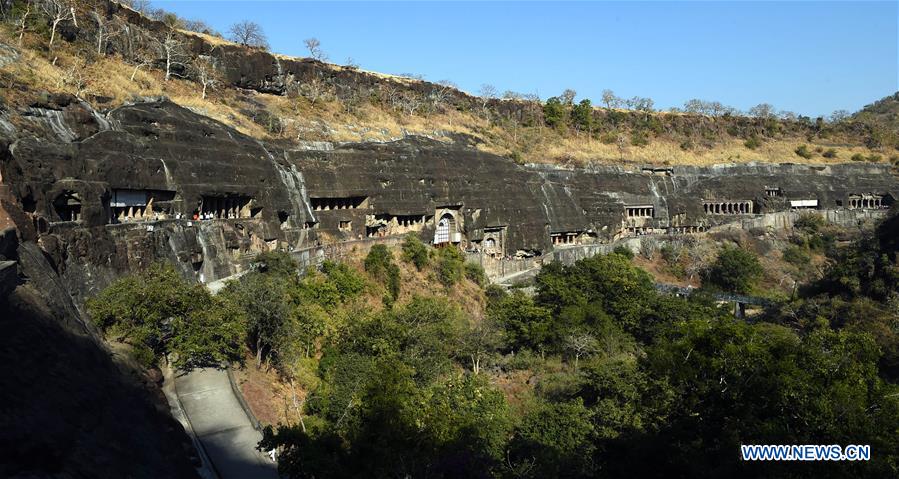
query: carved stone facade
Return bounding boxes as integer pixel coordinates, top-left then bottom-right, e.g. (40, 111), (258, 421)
(1, 98), (897, 298)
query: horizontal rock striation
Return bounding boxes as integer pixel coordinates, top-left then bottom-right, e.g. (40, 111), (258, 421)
(1, 98), (896, 303)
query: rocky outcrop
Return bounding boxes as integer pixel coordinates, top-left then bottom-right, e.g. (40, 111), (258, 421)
(0, 233), (199, 479)
(2, 98), (896, 303)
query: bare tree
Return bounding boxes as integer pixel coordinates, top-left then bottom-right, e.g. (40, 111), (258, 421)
(428, 79), (457, 111)
(344, 57), (359, 69)
(129, 47), (154, 81)
(160, 30), (189, 81)
(192, 55), (220, 99)
(778, 110), (798, 121)
(564, 331), (599, 370)
(684, 98), (705, 114)
(601, 89), (621, 109)
(478, 83), (498, 117)
(118, 0), (150, 15)
(40, 0), (77, 48)
(829, 109), (850, 123)
(183, 18), (217, 35)
(628, 96), (654, 112)
(380, 84), (403, 112)
(16, 0), (33, 45)
(560, 88), (577, 105)
(457, 319), (503, 375)
(91, 9), (122, 56)
(57, 58), (89, 96)
(686, 241), (715, 280)
(288, 75), (332, 109)
(748, 103), (776, 119)
(502, 90), (523, 100)
(228, 20), (269, 49)
(639, 237), (659, 259)
(304, 37), (327, 61)
(398, 90), (424, 116)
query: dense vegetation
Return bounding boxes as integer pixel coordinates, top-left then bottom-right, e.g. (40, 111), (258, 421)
(87, 262), (245, 369)
(88, 213), (899, 478)
(87, 213), (899, 478)
(254, 216), (895, 478)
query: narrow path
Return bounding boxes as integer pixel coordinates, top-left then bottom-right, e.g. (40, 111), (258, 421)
(174, 368), (279, 479)
(494, 266), (542, 287)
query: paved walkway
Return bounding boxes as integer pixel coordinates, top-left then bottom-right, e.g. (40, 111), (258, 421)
(174, 368), (279, 479)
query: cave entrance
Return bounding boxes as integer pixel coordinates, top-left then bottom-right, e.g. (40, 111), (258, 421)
(434, 213), (457, 245)
(53, 191), (82, 222)
(200, 195), (257, 219)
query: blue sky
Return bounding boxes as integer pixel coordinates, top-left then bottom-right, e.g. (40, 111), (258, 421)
(152, 1), (898, 117)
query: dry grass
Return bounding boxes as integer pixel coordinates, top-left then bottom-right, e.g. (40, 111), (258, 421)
(1, 27), (886, 167)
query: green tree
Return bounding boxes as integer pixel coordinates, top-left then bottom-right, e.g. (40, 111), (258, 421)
(508, 398), (596, 478)
(703, 245), (763, 294)
(401, 233), (429, 270)
(170, 296), (247, 370)
(571, 98), (594, 134)
(536, 254), (656, 334)
(456, 317), (504, 374)
(488, 290), (553, 352)
(435, 246), (465, 286)
(87, 263), (244, 369)
(543, 96), (568, 129)
(634, 318), (899, 478)
(320, 261), (366, 302)
(253, 250), (299, 277)
(463, 262), (486, 286)
(364, 244), (401, 301)
(221, 272), (292, 367)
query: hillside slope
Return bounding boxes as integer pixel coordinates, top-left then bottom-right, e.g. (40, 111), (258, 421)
(0, 0), (895, 167)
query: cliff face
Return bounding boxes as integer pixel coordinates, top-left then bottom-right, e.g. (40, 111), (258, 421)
(0, 39), (896, 479)
(2, 97), (897, 301)
(0, 237), (199, 478)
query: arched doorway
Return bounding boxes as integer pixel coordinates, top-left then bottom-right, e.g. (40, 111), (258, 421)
(434, 213), (456, 244)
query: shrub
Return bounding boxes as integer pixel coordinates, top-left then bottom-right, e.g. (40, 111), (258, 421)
(782, 245), (811, 267)
(598, 132), (617, 145)
(254, 251), (298, 277)
(630, 130), (649, 147)
(703, 245), (763, 294)
(806, 234), (828, 252)
(867, 154), (882, 162)
(743, 136), (762, 150)
(612, 245), (634, 259)
(435, 246), (465, 286)
(794, 213), (824, 234)
(503, 349), (544, 371)
(851, 153), (866, 162)
(794, 144), (814, 159)
(321, 261), (366, 301)
(401, 233), (429, 270)
(464, 262), (487, 286)
(364, 245), (401, 300)
(822, 148), (838, 158)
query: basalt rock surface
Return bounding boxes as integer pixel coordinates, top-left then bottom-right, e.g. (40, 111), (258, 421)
(1, 91), (897, 479)
(1, 98), (897, 299)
